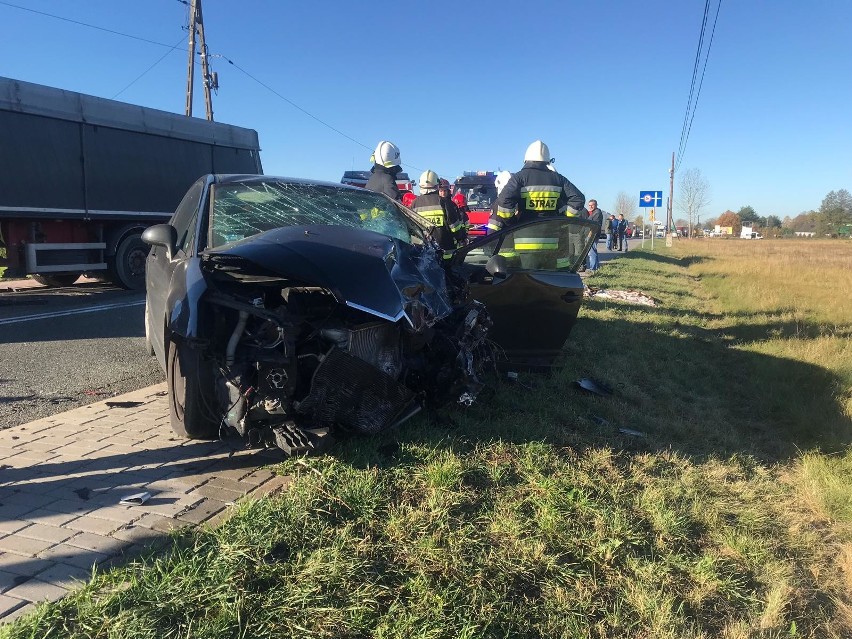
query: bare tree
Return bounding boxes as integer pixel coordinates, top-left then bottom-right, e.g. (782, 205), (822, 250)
(676, 168), (711, 238)
(613, 191), (634, 218)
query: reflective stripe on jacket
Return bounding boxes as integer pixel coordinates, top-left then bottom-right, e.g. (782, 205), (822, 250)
(490, 161), (585, 232)
(412, 191), (465, 253)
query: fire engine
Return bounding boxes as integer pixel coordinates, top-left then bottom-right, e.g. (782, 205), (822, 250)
(452, 171), (497, 238)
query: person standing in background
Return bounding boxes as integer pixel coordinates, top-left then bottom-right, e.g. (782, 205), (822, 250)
(585, 199), (603, 272)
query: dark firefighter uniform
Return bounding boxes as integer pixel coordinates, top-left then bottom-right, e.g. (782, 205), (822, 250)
(411, 191), (466, 258)
(491, 161), (586, 269)
(365, 164), (402, 201)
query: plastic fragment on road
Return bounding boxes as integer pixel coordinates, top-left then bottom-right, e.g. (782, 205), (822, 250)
(119, 491), (152, 506)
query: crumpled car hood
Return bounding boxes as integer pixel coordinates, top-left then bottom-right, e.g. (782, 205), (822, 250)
(202, 225), (453, 329)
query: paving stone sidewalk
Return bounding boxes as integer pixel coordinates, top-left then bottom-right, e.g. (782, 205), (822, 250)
(0, 383), (289, 623)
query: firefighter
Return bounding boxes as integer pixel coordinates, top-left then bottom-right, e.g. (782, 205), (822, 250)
(365, 140), (403, 201)
(438, 178), (467, 246)
(411, 171), (465, 259)
(491, 141), (586, 269)
(491, 170), (513, 218)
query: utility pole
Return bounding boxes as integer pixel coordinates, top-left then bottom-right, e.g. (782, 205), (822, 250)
(184, 0), (216, 121)
(195, 0), (215, 121)
(667, 151), (675, 236)
(184, 0), (197, 117)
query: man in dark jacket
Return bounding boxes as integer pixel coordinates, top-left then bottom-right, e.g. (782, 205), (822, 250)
(585, 199), (603, 271)
(364, 140), (403, 201)
(604, 213), (616, 250)
(412, 171), (466, 259)
(615, 213), (628, 251)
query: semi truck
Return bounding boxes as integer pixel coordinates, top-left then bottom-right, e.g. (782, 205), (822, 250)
(0, 76), (263, 288)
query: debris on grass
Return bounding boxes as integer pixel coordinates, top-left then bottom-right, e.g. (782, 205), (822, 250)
(574, 377), (614, 396)
(584, 285), (657, 306)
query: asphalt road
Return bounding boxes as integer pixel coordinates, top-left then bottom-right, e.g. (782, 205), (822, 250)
(0, 279), (163, 429)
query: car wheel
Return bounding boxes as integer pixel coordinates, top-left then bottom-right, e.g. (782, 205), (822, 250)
(166, 337), (219, 439)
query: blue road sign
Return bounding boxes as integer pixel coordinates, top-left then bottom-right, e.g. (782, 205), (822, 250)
(639, 191), (663, 208)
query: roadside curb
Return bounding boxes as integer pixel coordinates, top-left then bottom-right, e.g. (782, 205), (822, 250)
(0, 383), (288, 624)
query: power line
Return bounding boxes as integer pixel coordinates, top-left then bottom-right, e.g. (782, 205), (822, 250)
(0, 1), (178, 49)
(217, 55), (421, 171)
(677, 0), (722, 173)
(674, 0), (722, 173)
(112, 37), (185, 99)
(676, 0), (710, 168)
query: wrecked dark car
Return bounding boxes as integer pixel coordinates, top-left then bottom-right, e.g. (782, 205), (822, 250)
(143, 175), (597, 453)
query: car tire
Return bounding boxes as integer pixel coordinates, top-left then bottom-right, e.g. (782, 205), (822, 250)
(166, 337), (219, 439)
(31, 273), (80, 287)
(109, 234), (149, 290)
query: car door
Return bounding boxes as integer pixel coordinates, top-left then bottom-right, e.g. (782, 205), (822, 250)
(451, 216), (598, 368)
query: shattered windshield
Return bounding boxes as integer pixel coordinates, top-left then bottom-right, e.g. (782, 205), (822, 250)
(210, 181), (426, 248)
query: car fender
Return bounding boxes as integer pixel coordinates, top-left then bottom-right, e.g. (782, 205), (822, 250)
(165, 256), (208, 340)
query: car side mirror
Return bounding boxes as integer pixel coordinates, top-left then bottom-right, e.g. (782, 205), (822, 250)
(142, 224), (177, 259)
(485, 254), (509, 279)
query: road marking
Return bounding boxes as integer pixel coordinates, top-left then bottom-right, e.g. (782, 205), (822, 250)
(0, 299), (145, 325)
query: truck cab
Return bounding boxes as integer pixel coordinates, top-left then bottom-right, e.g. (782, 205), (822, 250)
(453, 171), (497, 238)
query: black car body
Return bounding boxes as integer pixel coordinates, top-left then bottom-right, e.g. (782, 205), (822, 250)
(143, 176), (596, 453)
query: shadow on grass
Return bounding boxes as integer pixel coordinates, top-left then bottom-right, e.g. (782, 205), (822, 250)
(330, 311), (851, 471)
(619, 250), (712, 267)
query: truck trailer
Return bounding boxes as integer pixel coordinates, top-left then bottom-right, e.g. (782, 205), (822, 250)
(0, 76), (262, 288)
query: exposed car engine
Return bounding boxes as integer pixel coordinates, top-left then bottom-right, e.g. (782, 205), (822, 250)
(195, 249), (492, 454)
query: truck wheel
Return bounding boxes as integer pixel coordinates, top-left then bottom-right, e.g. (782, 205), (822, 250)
(111, 234), (149, 290)
(31, 273), (80, 287)
(167, 337), (219, 439)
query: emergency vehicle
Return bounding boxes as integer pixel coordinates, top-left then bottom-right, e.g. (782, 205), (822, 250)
(452, 171), (498, 238)
(340, 170), (415, 194)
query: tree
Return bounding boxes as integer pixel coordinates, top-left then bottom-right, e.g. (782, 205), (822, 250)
(815, 189), (852, 236)
(676, 168), (711, 238)
(613, 191), (635, 219)
(738, 205), (758, 223)
(766, 215), (781, 228)
(716, 210), (742, 236)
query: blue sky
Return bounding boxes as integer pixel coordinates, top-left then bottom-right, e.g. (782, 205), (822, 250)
(1, 1), (849, 221)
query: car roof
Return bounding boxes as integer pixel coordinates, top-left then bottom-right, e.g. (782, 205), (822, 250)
(213, 174), (364, 192)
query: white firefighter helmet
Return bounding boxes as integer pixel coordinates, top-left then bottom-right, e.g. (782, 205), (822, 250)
(419, 169), (440, 192)
(494, 170), (513, 195)
(524, 140), (551, 163)
(370, 140), (401, 168)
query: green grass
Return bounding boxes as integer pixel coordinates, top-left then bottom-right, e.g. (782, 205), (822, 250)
(4, 240), (852, 638)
